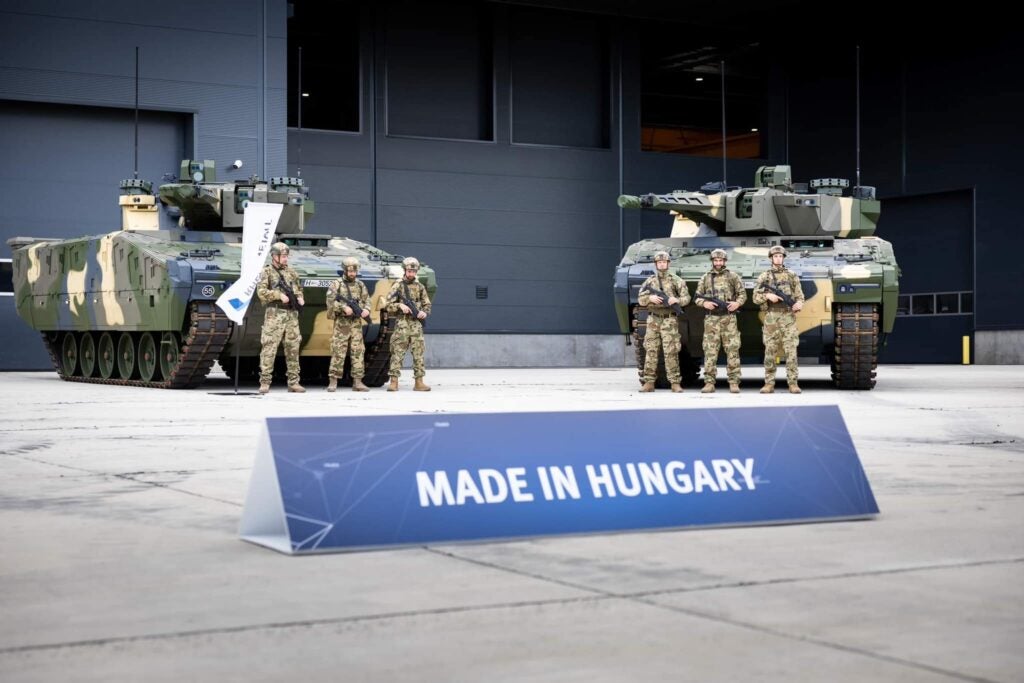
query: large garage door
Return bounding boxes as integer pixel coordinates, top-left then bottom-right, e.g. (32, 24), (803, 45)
(0, 100), (189, 369)
(878, 189), (974, 364)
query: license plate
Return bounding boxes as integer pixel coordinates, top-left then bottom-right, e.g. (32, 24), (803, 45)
(301, 278), (333, 288)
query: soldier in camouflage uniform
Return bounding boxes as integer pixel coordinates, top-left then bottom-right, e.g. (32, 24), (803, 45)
(638, 250), (690, 393)
(386, 257), (432, 392)
(325, 256), (370, 393)
(256, 242), (305, 394)
(752, 245), (805, 394)
(694, 248), (747, 394)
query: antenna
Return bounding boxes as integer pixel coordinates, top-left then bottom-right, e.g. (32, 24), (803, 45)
(133, 46), (140, 180)
(855, 44), (861, 189)
(296, 45), (303, 179)
(720, 60), (727, 187)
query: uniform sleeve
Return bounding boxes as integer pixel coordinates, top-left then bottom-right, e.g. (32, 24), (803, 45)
(290, 269), (304, 299)
(326, 280), (341, 314)
(674, 276), (691, 307)
(752, 272), (769, 305)
(385, 281), (402, 315)
(418, 283), (432, 315)
(358, 281), (370, 310)
(637, 276), (652, 307)
(693, 273), (709, 305)
(732, 273), (747, 306)
(256, 267), (279, 304)
(790, 272), (805, 303)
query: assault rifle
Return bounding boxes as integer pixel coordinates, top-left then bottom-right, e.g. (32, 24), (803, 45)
(394, 282), (425, 327)
(640, 285), (686, 317)
(760, 283), (797, 309)
(700, 293), (733, 316)
(334, 283), (366, 319)
(276, 276), (303, 314)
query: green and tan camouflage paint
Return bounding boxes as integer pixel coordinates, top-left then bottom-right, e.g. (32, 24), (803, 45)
(615, 166), (899, 365)
(8, 170), (437, 367)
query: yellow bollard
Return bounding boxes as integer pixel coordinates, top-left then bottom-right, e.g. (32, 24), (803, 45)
(962, 336), (970, 365)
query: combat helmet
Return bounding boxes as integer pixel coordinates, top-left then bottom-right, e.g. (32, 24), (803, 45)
(270, 242), (290, 256)
(710, 248), (728, 260)
(653, 250), (670, 262)
(341, 256), (360, 270)
(768, 245), (788, 257)
(402, 256), (421, 271)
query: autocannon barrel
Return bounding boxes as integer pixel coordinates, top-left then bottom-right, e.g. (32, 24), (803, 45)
(617, 194), (642, 209)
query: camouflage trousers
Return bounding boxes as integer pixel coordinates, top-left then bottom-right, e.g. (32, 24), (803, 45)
(643, 314), (682, 384)
(762, 310), (799, 385)
(702, 313), (742, 384)
(259, 307), (302, 385)
(389, 318), (426, 379)
(328, 321), (366, 380)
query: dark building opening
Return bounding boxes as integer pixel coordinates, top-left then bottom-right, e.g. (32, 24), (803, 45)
(640, 26), (765, 158)
(288, 0), (361, 132)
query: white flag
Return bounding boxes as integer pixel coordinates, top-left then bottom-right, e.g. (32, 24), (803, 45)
(216, 202), (284, 325)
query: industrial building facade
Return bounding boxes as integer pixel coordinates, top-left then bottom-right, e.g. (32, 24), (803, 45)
(2, 1), (1020, 369)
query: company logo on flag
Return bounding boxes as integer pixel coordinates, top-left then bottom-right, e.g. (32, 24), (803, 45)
(216, 202), (284, 324)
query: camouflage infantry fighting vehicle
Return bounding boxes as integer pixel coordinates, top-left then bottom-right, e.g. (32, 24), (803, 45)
(7, 160), (436, 388)
(615, 165), (899, 389)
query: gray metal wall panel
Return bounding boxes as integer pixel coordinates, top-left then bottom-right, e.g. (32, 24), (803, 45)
(0, 15), (264, 82)
(375, 242), (619, 282)
(292, 164), (372, 205)
(509, 5), (609, 148)
(880, 316), (974, 364)
(376, 135), (615, 178)
(380, 205), (617, 250)
(881, 191), (972, 294)
(289, 131), (369, 167)
(316, 204), (374, 244)
(0, 308), (52, 370)
(2, 0), (260, 34)
(0, 101), (187, 235)
(376, 168), (618, 214)
(384, 0), (493, 141)
(0, 0), (289, 179)
(423, 302), (615, 334)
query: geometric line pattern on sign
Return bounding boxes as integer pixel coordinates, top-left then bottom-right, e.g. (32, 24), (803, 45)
(272, 427), (435, 551)
(248, 406), (877, 554)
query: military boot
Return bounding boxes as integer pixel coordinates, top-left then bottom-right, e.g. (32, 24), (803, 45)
(701, 383), (715, 394)
(387, 377), (399, 392)
(352, 378), (369, 392)
(729, 383), (740, 394)
(639, 381), (655, 393)
(414, 378), (431, 392)
(326, 377), (337, 393)
(788, 383), (802, 394)
(287, 383), (306, 393)
(760, 383), (775, 394)
(670, 383), (683, 393)
(258, 383), (270, 394)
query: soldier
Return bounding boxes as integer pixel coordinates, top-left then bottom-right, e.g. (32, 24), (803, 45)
(752, 245), (805, 394)
(638, 250), (690, 393)
(325, 256), (370, 393)
(256, 242), (305, 394)
(386, 257), (432, 392)
(694, 248), (747, 393)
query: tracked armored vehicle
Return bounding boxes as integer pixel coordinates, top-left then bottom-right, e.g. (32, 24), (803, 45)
(8, 160), (436, 388)
(615, 165), (898, 389)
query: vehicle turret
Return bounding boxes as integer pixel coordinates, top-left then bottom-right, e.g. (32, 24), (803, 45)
(157, 159), (313, 233)
(617, 165), (880, 238)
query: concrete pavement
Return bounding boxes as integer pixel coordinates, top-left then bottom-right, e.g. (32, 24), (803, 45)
(1, 365), (1022, 682)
